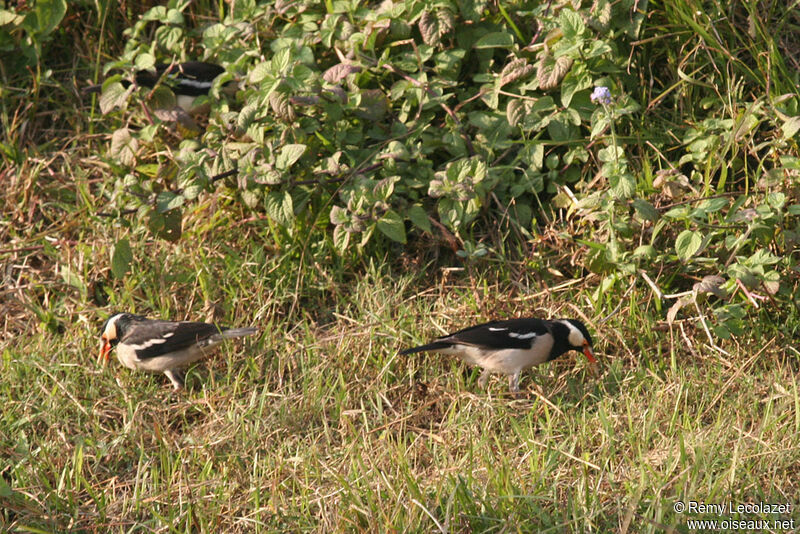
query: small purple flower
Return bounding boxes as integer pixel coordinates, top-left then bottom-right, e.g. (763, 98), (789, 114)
(591, 86), (612, 105)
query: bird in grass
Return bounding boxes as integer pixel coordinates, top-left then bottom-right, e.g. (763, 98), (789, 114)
(84, 61), (230, 112)
(400, 318), (596, 393)
(99, 312), (257, 390)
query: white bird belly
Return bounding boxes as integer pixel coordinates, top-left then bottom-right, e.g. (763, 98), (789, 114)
(447, 336), (554, 375)
(116, 342), (220, 373)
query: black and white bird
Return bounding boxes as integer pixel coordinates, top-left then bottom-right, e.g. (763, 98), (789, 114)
(400, 318), (596, 393)
(99, 312), (257, 390)
(85, 61), (229, 111)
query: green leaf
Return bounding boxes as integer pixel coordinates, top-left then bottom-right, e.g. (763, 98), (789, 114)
(377, 210), (407, 243)
(276, 144), (307, 170)
(333, 225), (350, 253)
(0, 478), (13, 498)
(767, 192), (786, 209)
(473, 32), (514, 49)
(499, 58), (534, 87)
(407, 205), (432, 233)
(183, 184), (203, 200)
(99, 82), (131, 114)
(781, 116), (800, 139)
(559, 9), (585, 40)
(249, 62), (271, 84)
(165, 8), (184, 25)
(24, 0), (66, 37)
(156, 191), (185, 213)
(110, 128), (138, 166)
(546, 114), (572, 141)
(598, 145), (624, 162)
(148, 86), (178, 113)
(111, 238), (133, 279)
(323, 63), (362, 83)
(237, 104), (258, 132)
(675, 230), (702, 260)
(506, 99), (529, 128)
(148, 209), (182, 242)
(134, 53), (155, 71)
(419, 9), (454, 46)
(142, 6), (167, 20)
(60, 265), (87, 299)
(0, 10), (23, 26)
(265, 191), (294, 226)
(590, 112), (610, 140)
(632, 198), (659, 222)
(633, 245), (656, 258)
(355, 89), (389, 121)
(155, 25), (183, 51)
(329, 205), (349, 225)
(560, 64), (590, 108)
(373, 176), (399, 200)
(271, 48), (292, 75)
(748, 248), (780, 266)
(698, 197), (729, 212)
(241, 189), (260, 208)
(537, 54), (572, 90)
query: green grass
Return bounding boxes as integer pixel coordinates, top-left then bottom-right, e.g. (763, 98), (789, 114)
(3, 232), (799, 531)
(3, 0), (800, 531)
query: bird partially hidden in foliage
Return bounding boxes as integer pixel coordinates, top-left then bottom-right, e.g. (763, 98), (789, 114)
(400, 318), (596, 393)
(99, 312), (257, 390)
(84, 61), (231, 113)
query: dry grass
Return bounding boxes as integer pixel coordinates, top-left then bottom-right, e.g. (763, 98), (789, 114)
(3, 239), (800, 531)
(3, 0), (800, 531)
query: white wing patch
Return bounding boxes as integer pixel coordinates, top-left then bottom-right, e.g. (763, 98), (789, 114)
(128, 338), (169, 350)
(508, 331), (537, 340)
(488, 327), (508, 332)
(179, 79), (214, 90)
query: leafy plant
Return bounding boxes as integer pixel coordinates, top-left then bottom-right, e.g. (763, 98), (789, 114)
(95, 0), (648, 256)
(87, 0), (800, 344)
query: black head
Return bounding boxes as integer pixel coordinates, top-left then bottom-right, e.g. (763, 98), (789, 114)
(99, 312), (145, 360)
(551, 319), (596, 362)
(565, 319), (593, 349)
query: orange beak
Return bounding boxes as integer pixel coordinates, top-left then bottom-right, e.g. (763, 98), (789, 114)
(99, 337), (112, 364)
(583, 342), (598, 376)
(583, 342), (597, 363)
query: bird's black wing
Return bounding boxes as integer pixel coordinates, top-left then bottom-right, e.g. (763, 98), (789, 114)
(123, 321), (222, 359)
(166, 62), (225, 96)
(134, 62), (225, 96)
(440, 318), (551, 350)
(169, 62), (225, 80)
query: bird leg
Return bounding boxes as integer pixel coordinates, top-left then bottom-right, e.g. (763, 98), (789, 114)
(478, 368), (492, 388)
(164, 369), (185, 390)
(507, 372), (521, 394)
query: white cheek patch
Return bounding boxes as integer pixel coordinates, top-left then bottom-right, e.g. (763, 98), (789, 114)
(128, 338), (169, 351)
(508, 331), (537, 340)
(568, 330), (583, 346)
(560, 320), (585, 347)
(103, 314), (124, 340)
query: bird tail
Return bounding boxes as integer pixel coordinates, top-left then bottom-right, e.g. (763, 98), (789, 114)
(399, 341), (451, 355)
(219, 327), (258, 339)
